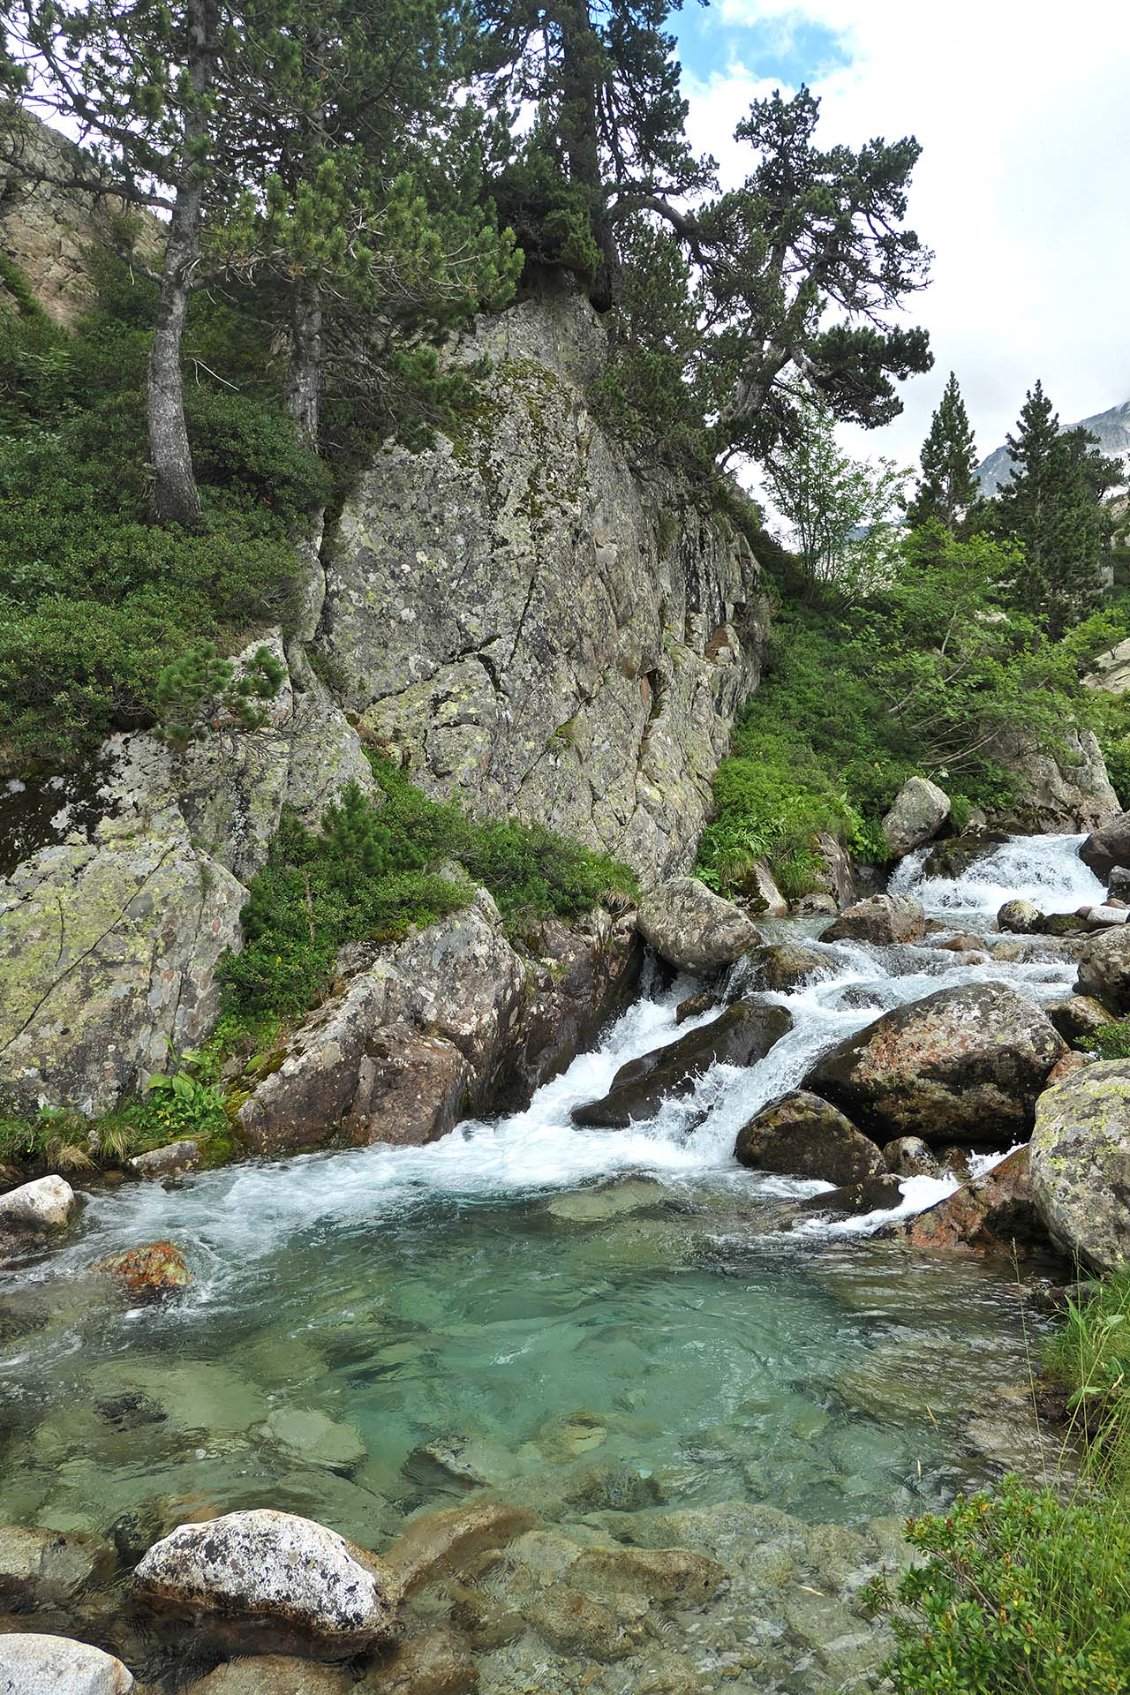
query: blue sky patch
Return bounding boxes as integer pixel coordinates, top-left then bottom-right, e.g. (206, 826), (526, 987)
(674, 8), (852, 87)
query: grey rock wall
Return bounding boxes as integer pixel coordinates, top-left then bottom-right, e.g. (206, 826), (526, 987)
(317, 291), (769, 888)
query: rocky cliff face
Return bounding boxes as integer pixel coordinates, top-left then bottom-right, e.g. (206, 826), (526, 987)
(316, 291), (769, 888)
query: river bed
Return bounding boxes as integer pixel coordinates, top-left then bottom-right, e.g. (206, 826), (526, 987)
(0, 834), (1103, 1689)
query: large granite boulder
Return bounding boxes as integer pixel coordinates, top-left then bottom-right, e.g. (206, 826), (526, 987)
(881, 778), (951, 860)
(131, 1509), (401, 1656)
(0, 775), (245, 1115)
(636, 877), (762, 975)
(1080, 811), (1130, 881)
(238, 896), (639, 1155)
(0, 1634), (133, 1693)
(988, 725), (1119, 832)
(734, 1091), (885, 1185)
(1076, 926), (1130, 1013)
(821, 894), (926, 946)
(316, 290), (769, 888)
(804, 983), (1066, 1145)
(898, 1148), (1047, 1256)
(1030, 1060), (1130, 1272)
(572, 998), (792, 1128)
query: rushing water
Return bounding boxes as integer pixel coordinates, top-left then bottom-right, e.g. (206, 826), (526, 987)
(0, 835), (1094, 1690)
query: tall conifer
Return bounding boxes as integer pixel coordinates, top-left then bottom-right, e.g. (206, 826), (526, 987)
(907, 371), (978, 528)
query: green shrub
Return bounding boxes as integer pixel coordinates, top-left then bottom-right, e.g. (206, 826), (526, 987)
(1044, 1271), (1130, 1453)
(866, 1476), (1130, 1695)
(218, 764), (636, 1029)
(1086, 1018), (1130, 1060)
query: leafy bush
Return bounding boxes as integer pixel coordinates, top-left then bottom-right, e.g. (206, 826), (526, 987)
(219, 763), (635, 1027)
(866, 1476), (1130, 1695)
(1086, 1018), (1130, 1061)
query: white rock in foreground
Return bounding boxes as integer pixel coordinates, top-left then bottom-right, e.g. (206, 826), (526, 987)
(0, 1633), (134, 1694)
(131, 1509), (400, 1655)
(0, 1175), (75, 1231)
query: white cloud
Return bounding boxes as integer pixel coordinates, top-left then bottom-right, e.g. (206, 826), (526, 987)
(682, 0), (1130, 470)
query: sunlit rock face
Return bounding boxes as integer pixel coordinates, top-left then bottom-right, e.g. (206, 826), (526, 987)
(318, 288), (769, 889)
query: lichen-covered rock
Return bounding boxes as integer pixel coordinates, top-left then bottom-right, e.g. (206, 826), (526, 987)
(821, 894), (926, 946)
(735, 1091), (884, 1185)
(571, 998), (791, 1128)
(1076, 925), (1130, 1012)
(1030, 1060), (1130, 1272)
(988, 725), (1119, 832)
(0, 1175), (75, 1231)
(746, 943), (828, 994)
(0, 1633), (134, 1694)
(0, 1524), (114, 1608)
(94, 1241), (192, 1300)
(0, 802), (244, 1115)
(881, 777), (951, 859)
(636, 876), (762, 975)
(317, 291), (768, 889)
(805, 983), (1065, 1145)
(1080, 810), (1130, 880)
(131, 1508), (401, 1655)
(898, 1148), (1047, 1255)
(882, 1136), (938, 1177)
(998, 898), (1043, 935)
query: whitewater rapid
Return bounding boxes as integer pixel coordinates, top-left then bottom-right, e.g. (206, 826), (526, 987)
(35, 830), (1096, 1292)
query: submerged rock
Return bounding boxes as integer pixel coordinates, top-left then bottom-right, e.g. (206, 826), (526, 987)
(1030, 1059), (1130, 1272)
(132, 1508), (401, 1656)
(94, 1241), (191, 1300)
(0, 1524), (114, 1608)
(897, 1149), (1047, 1256)
(821, 895), (925, 946)
(0, 1175), (75, 1232)
(385, 1502), (536, 1599)
(0, 1634), (133, 1694)
(546, 1177), (667, 1223)
(881, 777), (950, 860)
(571, 998), (791, 1127)
(263, 1407), (366, 1471)
(734, 1091), (884, 1186)
(804, 983), (1065, 1145)
(365, 1628), (479, 1694)
(636, 877), (762, 975)
(183, 1657), (352, 1695)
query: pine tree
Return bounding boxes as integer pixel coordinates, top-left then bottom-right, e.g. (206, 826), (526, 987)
(907, 372), (978, 528)
(998, 382), (1117, 637)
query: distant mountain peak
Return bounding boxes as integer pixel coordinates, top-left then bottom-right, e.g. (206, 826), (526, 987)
(977, 398), (1130, 494)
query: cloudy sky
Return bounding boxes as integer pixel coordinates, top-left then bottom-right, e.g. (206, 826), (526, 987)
(672, 0), (1130, 472)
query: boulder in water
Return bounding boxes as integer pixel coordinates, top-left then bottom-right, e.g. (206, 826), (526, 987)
(881, 1136), (938, 1177)
(1076, 925), (1130, 1013)
(747, 943), (828, 993)
(365, 1628), (479, 1694)
(0, 1175), (75, 1232)
(95, 1241), (191, 1300)
(881, 778), (951, 860)
(1079, 810), (1130, 880)
(674, 989), (718, 1025)
(636, 877), (762, 976)
(1030, 1059), (1130, 1272)
(131, 1508), (401, 1655)
(735, 1091), (884, 1186)
(804, 983), (1065, 1145)
(924, 829), (1009, 880)
(385, 1502), (536, 1599)
(997, 898), (1043, 934)
(571, 998), (792, 1128)
(1045, 995), (1114, 1044)
(0, 1634), (134, 1694)
(0, 1524), (114, 1608)
(128, 1139), (200, 1178)
(821, 895), (925, 946)
(795, 1175), (905, 1219)
(897, 1149), (1047, 1256)
(181, 1657), (351, 1695)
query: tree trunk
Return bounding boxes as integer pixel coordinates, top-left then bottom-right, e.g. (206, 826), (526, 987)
(286, 272), (323, 448)
(556, 0), (617, 310)
(146, 0), (216, 527)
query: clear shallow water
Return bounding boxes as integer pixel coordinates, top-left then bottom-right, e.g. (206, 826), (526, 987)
(0, 834), (1088, 1689)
